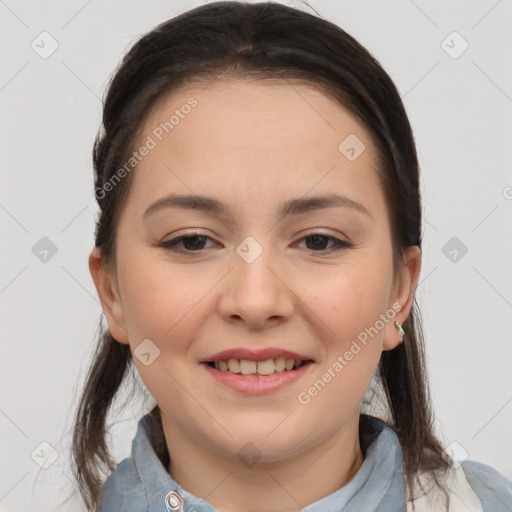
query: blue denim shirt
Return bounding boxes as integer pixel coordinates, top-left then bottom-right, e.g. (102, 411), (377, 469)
(97, 412), (512, 511)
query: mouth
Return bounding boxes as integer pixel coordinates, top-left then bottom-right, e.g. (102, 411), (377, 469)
(201, 357), (315, 395)
(202, 357), (315, 376)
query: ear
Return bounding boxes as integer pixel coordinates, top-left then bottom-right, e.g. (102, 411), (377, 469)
(88, 246), (130, 345)
(382, 245), (422, 351)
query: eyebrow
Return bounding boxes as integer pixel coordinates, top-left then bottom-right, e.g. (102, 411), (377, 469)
(143, 193), (371, 219)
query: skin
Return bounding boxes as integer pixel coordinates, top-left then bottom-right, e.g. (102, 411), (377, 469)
(89, 78), (421, 512)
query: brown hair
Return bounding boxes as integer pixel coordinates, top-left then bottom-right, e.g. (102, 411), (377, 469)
(68, 2), (452, 510)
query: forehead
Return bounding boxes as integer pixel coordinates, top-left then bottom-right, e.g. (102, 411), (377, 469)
(126, 78), (385, 219)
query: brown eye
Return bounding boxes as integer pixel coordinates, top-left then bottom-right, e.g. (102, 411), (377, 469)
(299, 233), (351, 252)
(160, 234), (216, 253)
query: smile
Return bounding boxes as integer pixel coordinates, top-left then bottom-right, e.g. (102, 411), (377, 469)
(208, 357), (307, 375)
(202, 359), (315, 394)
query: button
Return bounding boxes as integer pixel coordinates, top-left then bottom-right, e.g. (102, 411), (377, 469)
(165, 490), (184, 511)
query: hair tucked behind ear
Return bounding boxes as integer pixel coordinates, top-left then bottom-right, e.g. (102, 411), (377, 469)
(67, 2), (453, 510)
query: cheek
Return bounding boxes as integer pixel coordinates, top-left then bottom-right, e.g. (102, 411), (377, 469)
(118, 253), (210, 347)
(316, 261), (391, 341)
(299, 287), (385, 422)
(303, 262), (390, 399)
(118, 258), (212, 401)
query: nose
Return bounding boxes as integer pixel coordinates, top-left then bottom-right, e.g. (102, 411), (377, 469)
(217, 242), (294, 329)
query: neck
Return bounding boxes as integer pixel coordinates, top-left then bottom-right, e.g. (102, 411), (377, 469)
(161, 413), (365, 512)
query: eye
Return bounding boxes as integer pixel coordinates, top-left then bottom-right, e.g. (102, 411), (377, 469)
(159, 232), (352, 254)
(297, 233), (352, 252)
(160, 234), (217, 253)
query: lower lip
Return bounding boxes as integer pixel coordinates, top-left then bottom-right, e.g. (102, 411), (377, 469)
(202, 361), (314, 395)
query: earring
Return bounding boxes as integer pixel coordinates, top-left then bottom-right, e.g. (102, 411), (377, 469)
(395, 321), (405, 344)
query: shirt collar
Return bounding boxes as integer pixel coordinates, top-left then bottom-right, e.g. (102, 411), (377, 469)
(131, 412), (402, 512)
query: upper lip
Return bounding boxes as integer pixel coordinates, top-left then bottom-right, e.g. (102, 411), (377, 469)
(200, 348), (314, 363)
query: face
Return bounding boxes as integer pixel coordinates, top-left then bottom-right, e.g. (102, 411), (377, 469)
(90, 78), (420, 464)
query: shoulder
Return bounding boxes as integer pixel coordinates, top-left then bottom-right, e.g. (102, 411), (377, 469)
(461, 460), (512, 511)
(404, 459), (512, 512)
(96, 457), (148, 511)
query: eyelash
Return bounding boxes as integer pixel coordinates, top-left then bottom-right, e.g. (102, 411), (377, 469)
(159, 232), (352, 254)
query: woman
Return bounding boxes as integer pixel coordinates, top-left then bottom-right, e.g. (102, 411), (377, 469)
(70, 2), (512, 511)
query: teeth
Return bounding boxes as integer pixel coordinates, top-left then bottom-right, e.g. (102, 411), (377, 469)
(228, 359), (241, 373)
(240, 360), (257, 375)
(256, 358), (275, 375)
(211, 357), (306, 375)
(274, 357), (286, 372)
